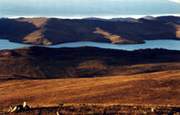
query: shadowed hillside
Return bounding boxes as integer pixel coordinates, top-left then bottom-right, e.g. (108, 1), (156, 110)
(0, 16), (180, 45)
(0, 47), (180, 79)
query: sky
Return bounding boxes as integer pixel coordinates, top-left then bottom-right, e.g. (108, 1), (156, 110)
(0, 0), (180, 18)
(169, 0), (180, 3)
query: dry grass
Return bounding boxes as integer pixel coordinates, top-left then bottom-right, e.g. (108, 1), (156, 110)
(94, 27), (131, 44)
(23, 29), (52, 45)
(176, 25), (180, 38)
(17, 18), (48, 28)
(0, 70), (180, 109)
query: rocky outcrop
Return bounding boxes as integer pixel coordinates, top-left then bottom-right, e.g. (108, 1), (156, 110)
(8, 102), (30, 113)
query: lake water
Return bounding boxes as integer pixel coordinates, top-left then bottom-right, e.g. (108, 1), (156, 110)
(0, 39), (31, 50)
(0, 39), (180, 51)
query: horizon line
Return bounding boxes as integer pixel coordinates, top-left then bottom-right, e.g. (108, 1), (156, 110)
(1, 13), (180, 19)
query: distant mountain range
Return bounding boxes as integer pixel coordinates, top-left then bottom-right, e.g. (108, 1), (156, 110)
(0, 16), (180, 45)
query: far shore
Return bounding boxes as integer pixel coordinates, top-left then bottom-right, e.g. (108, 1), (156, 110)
(1, 13), (180, 19)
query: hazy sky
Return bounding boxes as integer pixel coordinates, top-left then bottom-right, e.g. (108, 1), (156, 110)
(0, 0), (180, 17)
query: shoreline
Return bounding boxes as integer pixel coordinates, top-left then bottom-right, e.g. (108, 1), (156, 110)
(1, 39), (180, 51)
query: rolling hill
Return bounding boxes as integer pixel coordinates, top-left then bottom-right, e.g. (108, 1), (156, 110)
(0, 47), (180, 79)
(0, 16), (180, 45)
(0, 47), (180, 113)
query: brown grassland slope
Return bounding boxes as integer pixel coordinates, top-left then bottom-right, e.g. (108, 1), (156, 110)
(0, 70), (180, 109)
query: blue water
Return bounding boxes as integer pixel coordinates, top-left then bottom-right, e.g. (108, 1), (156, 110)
(0, 40), (30, 50)
(0, 39), (180, 51)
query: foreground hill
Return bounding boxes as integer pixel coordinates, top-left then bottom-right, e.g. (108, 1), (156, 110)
(0, 71), (180, 109)
(0, 47), (180, 79)
(0, 16), (180, 45)
(0, 47), (180, 114)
